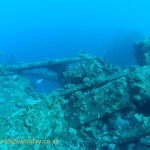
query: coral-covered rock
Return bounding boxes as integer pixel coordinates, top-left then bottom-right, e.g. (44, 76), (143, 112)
(134, 38), (150, 66)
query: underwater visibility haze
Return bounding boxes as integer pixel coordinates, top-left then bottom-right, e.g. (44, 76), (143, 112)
(1, 0), (150, 149)
(0, 0), (149, 63)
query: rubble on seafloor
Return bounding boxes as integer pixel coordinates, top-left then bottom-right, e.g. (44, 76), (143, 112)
(1, 39), (150, 149)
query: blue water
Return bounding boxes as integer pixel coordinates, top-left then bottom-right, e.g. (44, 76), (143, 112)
(0, 0), (150, 92)
(0, 0), (149, 65)
(0, 2), (150, 149)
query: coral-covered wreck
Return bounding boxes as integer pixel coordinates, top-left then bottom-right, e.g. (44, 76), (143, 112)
(1, 39), (150, 149)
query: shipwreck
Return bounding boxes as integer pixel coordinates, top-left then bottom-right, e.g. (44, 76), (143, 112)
(0, 39), (150, 149)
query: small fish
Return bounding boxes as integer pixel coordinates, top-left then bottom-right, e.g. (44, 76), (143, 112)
(36, 78), (44, 84)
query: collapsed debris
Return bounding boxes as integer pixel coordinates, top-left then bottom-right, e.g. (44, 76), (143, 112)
(1, 39), (150, 149)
